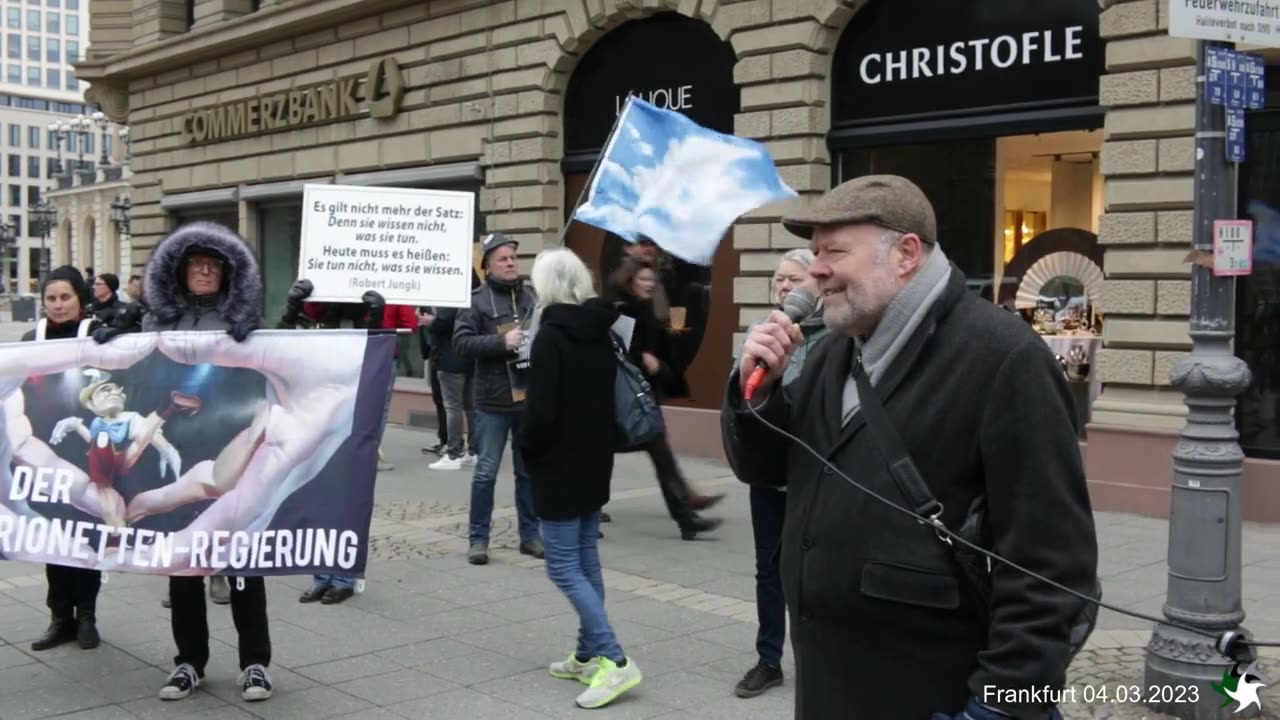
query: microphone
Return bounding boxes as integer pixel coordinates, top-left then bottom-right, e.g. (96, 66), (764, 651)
(744, 287), (818, 401)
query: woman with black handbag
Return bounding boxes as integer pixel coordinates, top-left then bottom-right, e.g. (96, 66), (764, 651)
(604, 256), (721, 540)
(515, 248), (642, 709)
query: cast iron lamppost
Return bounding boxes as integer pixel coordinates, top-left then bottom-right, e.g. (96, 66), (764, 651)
(1143, 38), (1256, 720)
(47, 119), (69, 179)
(0, 220), (13, 295)
(118, 125), (131, 165)
(110, 193), (130, 237)
(91, 111), (111, 169)
(70, 115), (91, 184)
(28, 197), (56, 295)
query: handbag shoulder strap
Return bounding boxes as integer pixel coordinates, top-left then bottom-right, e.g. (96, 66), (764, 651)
(608, 330), (627, 360)
(851, 351), (943, 520)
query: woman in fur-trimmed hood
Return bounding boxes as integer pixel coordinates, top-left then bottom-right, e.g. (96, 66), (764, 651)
(141, 221), (263, 339)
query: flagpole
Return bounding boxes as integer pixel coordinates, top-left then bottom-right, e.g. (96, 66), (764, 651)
(557, 94), (636, 247)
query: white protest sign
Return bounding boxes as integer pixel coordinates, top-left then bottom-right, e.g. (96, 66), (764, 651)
(297, 184), (475, 307)
(1168, 0), (1280, 47)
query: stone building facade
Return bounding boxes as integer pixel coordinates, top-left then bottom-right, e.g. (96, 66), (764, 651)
(75, 0), (1279, 517)
(46, 174), (132, 280)
(1090, 0), (1280, 522)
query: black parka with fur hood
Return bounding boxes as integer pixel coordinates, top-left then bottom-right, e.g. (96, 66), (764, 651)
(141, 221), (263, 338)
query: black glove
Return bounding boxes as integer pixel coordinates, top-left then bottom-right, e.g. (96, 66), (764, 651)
(362, 290), (386, 329)
(92, 302), (143, 344)
(92, 325), (127, 344)
(287, 278), (314, 304)
(283, 279), (314, 325)
(227, 318), (259, 343)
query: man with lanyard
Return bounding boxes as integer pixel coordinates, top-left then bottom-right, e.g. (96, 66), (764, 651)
(452, 232), (543, 566)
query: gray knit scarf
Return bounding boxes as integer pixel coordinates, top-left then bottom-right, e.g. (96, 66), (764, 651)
(841, 246), (951, 426)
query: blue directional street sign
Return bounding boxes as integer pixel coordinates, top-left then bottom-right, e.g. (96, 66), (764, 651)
(1207, 48), (1265, 109)
(1228, 52), (1246, 109)
(1227, 108), (1246, 163)
(1246, 54), (1267, 110)
(1207, 46), (1228, 106)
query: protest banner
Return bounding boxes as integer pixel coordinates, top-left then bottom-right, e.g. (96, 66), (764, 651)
(0, 330), (394, 578)
(297, 183), (475, 307)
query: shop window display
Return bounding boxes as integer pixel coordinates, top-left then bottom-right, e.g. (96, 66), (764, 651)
(834, 128), (1104, 432)
(1236, 109), (1280, 458)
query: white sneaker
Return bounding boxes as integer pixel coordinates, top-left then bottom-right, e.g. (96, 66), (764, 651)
(239, 664), (273, 702)
(463, 454), (478, 466)
(429, 455), (463, 471)
(576, 657), (642, 709)
(549, 653), (601, 684)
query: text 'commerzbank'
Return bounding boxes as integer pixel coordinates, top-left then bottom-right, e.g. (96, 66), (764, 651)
(180, 56), (405, 145)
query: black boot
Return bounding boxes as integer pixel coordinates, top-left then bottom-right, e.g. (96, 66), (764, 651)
(680, 514), (723, 541)
(31, 615), (76, 651)
(77, 614), (100, 649)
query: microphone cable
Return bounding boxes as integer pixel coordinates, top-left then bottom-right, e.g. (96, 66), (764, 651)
(743, 399), (1280, 659)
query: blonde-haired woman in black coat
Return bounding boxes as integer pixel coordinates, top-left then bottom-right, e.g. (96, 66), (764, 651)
(515, 248), (642, 709)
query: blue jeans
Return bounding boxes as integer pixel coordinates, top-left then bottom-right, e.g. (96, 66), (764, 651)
(750, 487), (786, 666)
(542, 512), (623, 663)
(312, 574), (355, 590)
(468, 409), (538, 545)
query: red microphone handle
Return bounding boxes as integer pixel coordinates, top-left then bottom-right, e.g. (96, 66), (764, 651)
(744, 363), (768, 401)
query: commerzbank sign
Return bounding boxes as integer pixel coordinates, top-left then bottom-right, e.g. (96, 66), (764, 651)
(180, 57), (406, 145)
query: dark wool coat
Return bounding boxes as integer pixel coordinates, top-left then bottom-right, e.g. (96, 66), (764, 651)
(141, 221), (264, 333)
(606, 291), (688, 401)
(453, 277), (537, 413)
(721, 264), (1099, 720)
(515, 298), (619, 521)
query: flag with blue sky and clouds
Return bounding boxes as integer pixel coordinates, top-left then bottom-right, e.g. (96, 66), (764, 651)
(572, 96), (797, 266)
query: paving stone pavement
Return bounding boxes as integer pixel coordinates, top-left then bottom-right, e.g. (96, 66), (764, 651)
(5, 320), (1280, 716)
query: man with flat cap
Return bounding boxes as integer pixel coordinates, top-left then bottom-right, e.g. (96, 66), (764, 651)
(720, 175), (1098, 719)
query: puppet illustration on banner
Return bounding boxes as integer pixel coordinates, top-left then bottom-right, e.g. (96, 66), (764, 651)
(0, 329), (395, 578)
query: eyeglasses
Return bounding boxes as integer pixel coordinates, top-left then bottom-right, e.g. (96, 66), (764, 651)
(187, 257), (224, 272)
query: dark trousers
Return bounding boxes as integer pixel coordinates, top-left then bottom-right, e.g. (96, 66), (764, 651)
(644, 433), (695, 526)
(170, 576), (271, 675)
(428, 361), (448, 447)
(45, 564), (101, 620)
(750, 487), (787, 666)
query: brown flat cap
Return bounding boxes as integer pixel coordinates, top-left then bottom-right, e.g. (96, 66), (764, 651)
(781, 174), (937, 245)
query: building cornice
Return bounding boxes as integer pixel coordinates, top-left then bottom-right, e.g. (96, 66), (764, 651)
(46, 178), (131, 200)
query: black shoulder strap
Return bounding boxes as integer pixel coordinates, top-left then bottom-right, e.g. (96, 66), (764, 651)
(851, 351), (943, 521)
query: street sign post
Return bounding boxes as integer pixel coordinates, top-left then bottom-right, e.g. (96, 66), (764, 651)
(1144, 3), (1278, 717)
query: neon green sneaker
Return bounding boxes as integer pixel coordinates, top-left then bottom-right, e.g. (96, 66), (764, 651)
(549, 653), (599, 684)
(575, 657), (642, 709)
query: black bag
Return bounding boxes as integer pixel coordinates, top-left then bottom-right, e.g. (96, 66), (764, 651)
(851, 352), (1100, 665)
(610, 331), (664, 452)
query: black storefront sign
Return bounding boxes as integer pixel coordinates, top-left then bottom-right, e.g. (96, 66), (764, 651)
(832, 0), (1104, 128)
(563, 12), (738, 162)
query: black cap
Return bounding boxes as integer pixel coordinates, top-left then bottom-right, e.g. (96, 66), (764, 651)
(480, 232), (518, 264)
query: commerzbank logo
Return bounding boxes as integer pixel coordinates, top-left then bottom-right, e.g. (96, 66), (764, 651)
(180, 56), (405, 145)
(1212, 660), (1271, 713)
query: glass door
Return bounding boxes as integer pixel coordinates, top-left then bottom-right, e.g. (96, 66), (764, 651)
(835, 137), (997, 281)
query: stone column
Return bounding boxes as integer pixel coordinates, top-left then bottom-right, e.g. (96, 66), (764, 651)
(1089, 0), (1198, 512)
(727, 9), (846, 343)
(131, 0), (188, 46)
(89, 0), (133, 59)
(191, 0), (256, 30)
